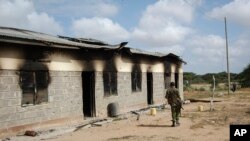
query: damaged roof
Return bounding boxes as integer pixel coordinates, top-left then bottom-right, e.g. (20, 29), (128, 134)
(58, 35), (109, 46)
(0, 27), (122, 49)
(127, 48), (186, 64)
(128, 48), (166, 57)
(0, 26), (185, 63)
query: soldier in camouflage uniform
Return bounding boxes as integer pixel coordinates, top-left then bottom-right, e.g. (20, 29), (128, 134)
(165, 82), (181, 127)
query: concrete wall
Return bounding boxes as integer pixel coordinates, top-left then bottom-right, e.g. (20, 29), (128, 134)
(152, 72), (165, 104)
(95, 72), (166, 117)
(0, 69), (168, 125)
(95, 72), (148, 117)
(178, 64), (184, 100)
(0, 42), (184, 136)
(0, 70), (83, 135)
(178, 72), (184, 100)
(0, 69), (168, 131)
(169, 63), (184, 100)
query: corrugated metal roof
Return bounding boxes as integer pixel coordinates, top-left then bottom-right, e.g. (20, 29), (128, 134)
(128, 48), (185, 63)
(0, 27), (120, 49)
(58, 36), (109, 45)
(128, 48), (166, 57)
(0, 26), (185, 63)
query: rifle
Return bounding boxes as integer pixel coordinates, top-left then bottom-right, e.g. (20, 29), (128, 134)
(177, 99), (184, 110)
(176, 100), (184, 117)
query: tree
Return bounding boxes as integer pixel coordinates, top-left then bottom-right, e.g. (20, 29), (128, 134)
(237, 64), (250, 87)
(183, 72), (205, 84)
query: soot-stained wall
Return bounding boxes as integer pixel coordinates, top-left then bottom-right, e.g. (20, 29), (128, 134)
(0, 70), (83, 137)
(0, 43), (85, 136)
(95, 71), (148, 117)
(0, 42), (171, 73)
(0, 42), (183, 135)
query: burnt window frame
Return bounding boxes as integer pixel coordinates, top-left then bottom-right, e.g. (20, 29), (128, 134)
(20, 70), (49, 106)
(131, 71), (142, 92)
(103, 71), (118, 97)
(164, 72), (171, 89)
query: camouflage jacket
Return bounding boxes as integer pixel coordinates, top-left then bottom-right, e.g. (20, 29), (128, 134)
(165, 88), (181, 106)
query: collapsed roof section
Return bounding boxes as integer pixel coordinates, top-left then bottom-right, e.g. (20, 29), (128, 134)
(0, 26), (185, 64)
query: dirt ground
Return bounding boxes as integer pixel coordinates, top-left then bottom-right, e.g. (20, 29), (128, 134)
(45, 88), (250, 141)
(3, 88), (250, 141)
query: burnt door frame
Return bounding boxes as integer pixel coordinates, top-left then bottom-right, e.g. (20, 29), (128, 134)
(82, 71), (96, 117)
(175, 73), (179, 88)
(147, 72), (153, 105)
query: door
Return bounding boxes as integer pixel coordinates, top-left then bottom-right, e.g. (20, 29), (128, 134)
(147, 72), (153, 105)
(82, 72), (96, 117)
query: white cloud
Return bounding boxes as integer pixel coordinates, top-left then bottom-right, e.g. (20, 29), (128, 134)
(67, 0), (199, 52)
(149, 45), (185, 55)
(72, 17), (129, 43)
(0, 0), (63, 35)
(133, 21), (191, 47)
(183, 35), (227, 74)
(90, 2), (118, 17)
(27, 12), (63, 35)
(188, 34), (249, 62)
(189, 35), (225, 58)
(0, 0), (33, 27)
(131, 0), (198, 51)
(143, 0), (196, 24)
(231, 34), (250, 60)
(184, 34), (250, 73)
(34, 0), (118, 18)
(227, 36), (250, 73)
(207, 0), (250, 28)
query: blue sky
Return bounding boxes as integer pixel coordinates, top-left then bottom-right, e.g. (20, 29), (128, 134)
(0, 0), (249, 74)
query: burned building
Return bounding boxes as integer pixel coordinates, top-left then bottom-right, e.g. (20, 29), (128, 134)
(0, 27), (185, 136)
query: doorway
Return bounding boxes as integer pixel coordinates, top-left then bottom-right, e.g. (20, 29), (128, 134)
(147, 72), (153, 105)
(82, 71), (96, 117)
(175, 73), (179, 88)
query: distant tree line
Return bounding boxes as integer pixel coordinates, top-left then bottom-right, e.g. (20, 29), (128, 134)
(184, 63), (250, 88)
(237, 64), (250, 87)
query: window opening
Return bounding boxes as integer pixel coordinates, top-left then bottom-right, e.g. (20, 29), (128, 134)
(132, 72), (142, 92)
(103, 72), (117, 96)
(20, 71), (49, 106)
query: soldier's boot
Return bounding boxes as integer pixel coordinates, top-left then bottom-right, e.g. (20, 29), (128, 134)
(176, 120), (180, 126)
(171, 120), (176, 127)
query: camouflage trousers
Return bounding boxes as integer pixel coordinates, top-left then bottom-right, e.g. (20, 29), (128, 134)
(171, 105), (181, 122)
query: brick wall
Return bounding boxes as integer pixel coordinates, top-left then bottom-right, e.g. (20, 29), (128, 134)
(152, 72), (165, 104)
(95, 72), (167, 117)
(0, 70), (83, 131)
(0, 69), (180, 133)
(95, 72), (148, 117)
(178, 72), (184, 100)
